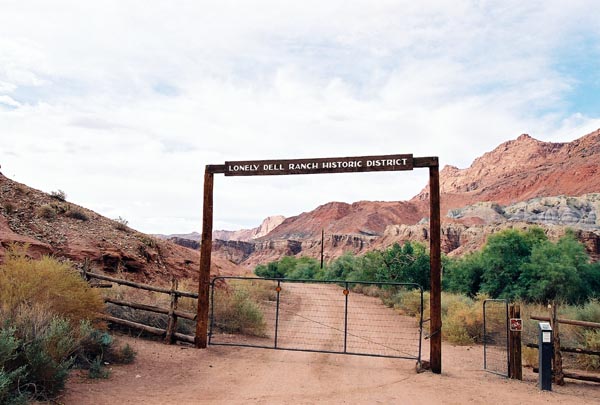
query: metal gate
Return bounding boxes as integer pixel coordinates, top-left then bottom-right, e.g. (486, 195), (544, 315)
(483, 299), (509, 376)
(209, 276), (423, 362)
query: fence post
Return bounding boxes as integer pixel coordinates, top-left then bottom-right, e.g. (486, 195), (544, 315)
(550, 302), (564, 385)
(196, 167), (214, 348)
(81, 257), (90, 282)
(165, 277), (179, 344)
(508, 304), (522, 380)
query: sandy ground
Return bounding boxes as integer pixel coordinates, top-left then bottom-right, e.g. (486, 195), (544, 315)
(63, 283), (600, 404)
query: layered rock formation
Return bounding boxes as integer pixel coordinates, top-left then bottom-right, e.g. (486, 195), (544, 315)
(413, 130), (600, 211)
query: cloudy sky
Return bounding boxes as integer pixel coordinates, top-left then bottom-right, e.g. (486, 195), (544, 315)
(1, 1), (600, 234)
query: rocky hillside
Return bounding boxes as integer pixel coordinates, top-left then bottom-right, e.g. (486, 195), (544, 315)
(206, 130), (600, 267)
(0, 174), (243, 283)
(263, 201), (421, 240)
(413, 130), (600, 212)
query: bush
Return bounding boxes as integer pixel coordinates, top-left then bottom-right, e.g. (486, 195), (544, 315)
(0, 245), (104, 323)
(442, 294), (484, 344)
(212, 286), (266, 337)
(66, 208), (89, 221)
(112, 343), (136, 364)
(577, 330), (600, 370)
(114, 216), (129, 231)
(37, 204), (57, 219)
(0, 246), (114, 402)
(391, 288), (426, 317)
(0, 327), (27, 405)
(50, 189), (66, 201)
(88, 356), (109, 379)
(2, 202), (15, 215)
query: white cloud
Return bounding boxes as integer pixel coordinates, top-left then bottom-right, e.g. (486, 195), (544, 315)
(1, 1), (599, 233)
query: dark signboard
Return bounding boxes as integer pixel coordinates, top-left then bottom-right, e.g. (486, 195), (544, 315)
(224, 154), (413, 176)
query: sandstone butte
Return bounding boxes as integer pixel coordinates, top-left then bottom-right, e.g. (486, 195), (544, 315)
(1, 129), (600, 283)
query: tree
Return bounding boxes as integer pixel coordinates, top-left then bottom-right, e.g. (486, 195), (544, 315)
(377, 242), (430, 287)
(479, 228), (547, 300)
(443, 251), (485, 297)
(519, 232), (596, 304)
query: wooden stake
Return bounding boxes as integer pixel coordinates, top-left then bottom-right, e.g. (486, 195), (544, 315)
(429, 162), (442, 374)
(196, 168), (214, 348)
(509, 304), (522, 380)
(165, 277), (179, 344)
(550, 302), (565, 385)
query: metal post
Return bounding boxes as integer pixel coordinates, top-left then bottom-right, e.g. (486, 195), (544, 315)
(208, 279), (216, 345)
(483, 300), (488, 370)
(538, 322), (553, 391)
(274, 280), (281, 349)
(320, 229), (325, 269)
(343, 282), (349, 353)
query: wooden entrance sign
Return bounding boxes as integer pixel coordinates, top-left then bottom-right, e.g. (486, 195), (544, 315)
(196, 154), (443, 374)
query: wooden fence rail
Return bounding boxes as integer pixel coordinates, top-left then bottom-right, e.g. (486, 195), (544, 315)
(81, 264), (197, 345)
(530, 303), (600, 385)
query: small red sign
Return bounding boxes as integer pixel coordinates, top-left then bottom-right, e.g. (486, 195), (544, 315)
(510, 318), (523, 332)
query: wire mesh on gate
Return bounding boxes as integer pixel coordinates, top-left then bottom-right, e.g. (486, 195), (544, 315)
(483, 299), (509, 376)
(209, 277), (423, 361)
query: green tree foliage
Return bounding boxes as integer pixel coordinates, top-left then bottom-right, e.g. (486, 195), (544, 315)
(378, 242), (430, 287)
(444, 227), (599, 304)
(443, 252), (485, 297)
(255, 256), (321, 280)
(519, 232), (600, 304)
(254, 241), (431, 287)
(478, 228), (546, 300)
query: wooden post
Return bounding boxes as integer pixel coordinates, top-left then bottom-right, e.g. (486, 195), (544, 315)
(509, 304), (522, 380)
(82, 257), (90, 281)
(165, 277), (179, 344)
(429, 162), (442, 374)
(550, 302), (565, 385)
(196, 167), (214, 348)
(320, 229), (324, 269)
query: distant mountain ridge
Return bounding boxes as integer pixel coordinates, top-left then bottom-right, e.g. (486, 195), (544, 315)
(201, 130), (600, 266)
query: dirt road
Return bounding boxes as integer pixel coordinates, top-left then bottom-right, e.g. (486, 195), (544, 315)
(64, 283), (600, 404)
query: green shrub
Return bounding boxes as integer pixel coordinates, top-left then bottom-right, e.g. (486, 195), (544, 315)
(21, 317), (78, 398)
(0, 327), (27, 405)
(88, 356), (110, 379)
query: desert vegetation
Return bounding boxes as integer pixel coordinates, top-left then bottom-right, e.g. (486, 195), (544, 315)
(0, 245), (135, 404)
(253, 228), (600, 367)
